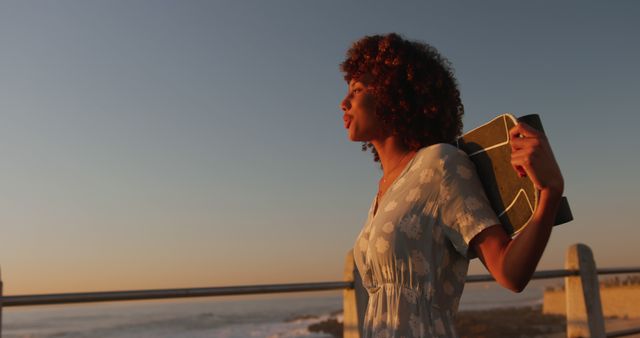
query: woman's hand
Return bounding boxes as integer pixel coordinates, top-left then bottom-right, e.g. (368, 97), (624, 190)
(473, 122), (565, 292)
(509, 122), (564, 195)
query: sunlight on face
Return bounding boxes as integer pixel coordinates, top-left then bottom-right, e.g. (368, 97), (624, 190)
(340, 74), (384, 142)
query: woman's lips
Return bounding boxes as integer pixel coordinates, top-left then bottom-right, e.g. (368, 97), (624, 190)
(343, 114), (352, 129)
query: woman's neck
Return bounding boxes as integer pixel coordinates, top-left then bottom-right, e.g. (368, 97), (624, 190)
(372, 136), (414, 177)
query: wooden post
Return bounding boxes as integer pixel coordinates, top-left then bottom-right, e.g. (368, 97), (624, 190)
(1, 266), (3, 337)
(343, 249), (368, 338)
(565, 244), (605, 337)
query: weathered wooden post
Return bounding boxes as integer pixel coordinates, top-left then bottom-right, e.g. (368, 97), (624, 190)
(565, 243), (605, 337)
(343, 250), (368, 338)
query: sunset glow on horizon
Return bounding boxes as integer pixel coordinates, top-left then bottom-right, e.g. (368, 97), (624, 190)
(1, 1), (639, 296)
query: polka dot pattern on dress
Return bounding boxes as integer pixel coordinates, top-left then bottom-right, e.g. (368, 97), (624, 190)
(405, 187), (421, 202)
(384, 200), (398, 212)
(410, 250), (429, 276)
(392, 177), (406, 191)
(464, 196), (483, 211)
(419, 168), (435, 184)
(399, 214), (422, 240)
(351, 144), (500, 338)
(375, 237), (389, 254)
(457, 164), (473, 179)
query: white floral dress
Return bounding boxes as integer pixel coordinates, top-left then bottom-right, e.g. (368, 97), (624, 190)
(353, 143), (500, 338)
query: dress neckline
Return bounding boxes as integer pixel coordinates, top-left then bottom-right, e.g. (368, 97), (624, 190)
(371, 150), (421, 218)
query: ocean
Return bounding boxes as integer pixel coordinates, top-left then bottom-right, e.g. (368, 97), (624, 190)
(1, 281), (550, 338)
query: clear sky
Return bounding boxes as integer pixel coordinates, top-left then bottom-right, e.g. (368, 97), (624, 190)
(1, 1), (638, 295)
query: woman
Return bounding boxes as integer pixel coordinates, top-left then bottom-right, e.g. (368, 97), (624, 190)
(340, 33), (564, 337)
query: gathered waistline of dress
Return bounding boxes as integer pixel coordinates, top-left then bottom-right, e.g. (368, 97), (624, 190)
(365, 282), (444, 314)
(365, 281), (431, 295)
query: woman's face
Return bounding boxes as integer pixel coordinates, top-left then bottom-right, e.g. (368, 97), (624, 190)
(341, 75), (385, 142)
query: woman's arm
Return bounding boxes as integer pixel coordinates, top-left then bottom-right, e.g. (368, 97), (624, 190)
(470, 122), (564, 293)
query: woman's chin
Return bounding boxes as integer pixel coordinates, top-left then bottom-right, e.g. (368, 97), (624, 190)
(349, 131), (374, 142)
(347, 128), (372, 142)
(348, 132), (360, 142)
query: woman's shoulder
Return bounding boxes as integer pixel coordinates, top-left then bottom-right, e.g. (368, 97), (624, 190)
(415, 143), (468, 163)
(410, 143), (474, 177)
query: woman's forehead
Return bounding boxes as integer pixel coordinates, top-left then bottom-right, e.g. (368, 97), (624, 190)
(349, 73), (374, 88)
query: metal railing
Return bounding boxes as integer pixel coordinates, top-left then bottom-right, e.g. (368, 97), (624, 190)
(0, 281), (351, 307)
(1, 244), (639, 337)
(2, 268), (638, 307)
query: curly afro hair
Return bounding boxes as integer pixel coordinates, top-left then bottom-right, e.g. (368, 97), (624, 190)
(340, 33), (464, 162)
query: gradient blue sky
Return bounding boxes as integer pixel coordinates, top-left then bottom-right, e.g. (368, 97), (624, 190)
(1, 1), (638, 295)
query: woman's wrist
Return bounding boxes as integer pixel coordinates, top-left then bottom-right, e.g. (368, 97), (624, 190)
(539, 180), (564, 200)
(538, 185), (564, 216)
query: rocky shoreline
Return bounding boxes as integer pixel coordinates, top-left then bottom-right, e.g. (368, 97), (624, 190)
(308, 305), (567, 338)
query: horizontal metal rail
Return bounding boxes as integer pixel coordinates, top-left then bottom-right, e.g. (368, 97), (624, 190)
(466, 268), (581, 282)
(596, 267), (640, 276)
(1, 281), (352, 307)
(608, 326), (640, 338)
(2, 267), (638, 308)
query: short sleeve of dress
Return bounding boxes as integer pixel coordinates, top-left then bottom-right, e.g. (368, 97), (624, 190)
(437, 146), (500, 259)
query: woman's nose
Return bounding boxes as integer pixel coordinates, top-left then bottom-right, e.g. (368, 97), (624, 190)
(341, 96), (351, 112)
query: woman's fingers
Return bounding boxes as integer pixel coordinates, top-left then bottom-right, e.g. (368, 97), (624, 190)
(510, 138), (544, 177)
(512, 163), (527, 178)
(509, 122), (541, 139)
(510, 151), (533, 178)
(509, 122), (563, 193)
(509, 123), (546, 149)
(509, 136), (542, 152)
(509, 123), (534, 177)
